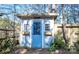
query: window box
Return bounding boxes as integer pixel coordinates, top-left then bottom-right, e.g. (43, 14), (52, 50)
(20, 32), (30, 35)
(44, 31), (52, 36)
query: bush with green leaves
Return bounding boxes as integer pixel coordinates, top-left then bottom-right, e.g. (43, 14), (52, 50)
(0, 38), (15, 53)
(3, 38), (13, 49)
(48, 32), (69, 52)
(74, 40), (79, 53)
(73, 31), (79, 53)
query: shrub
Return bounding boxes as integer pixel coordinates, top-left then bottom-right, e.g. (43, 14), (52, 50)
(74, 40), (79, 53)
(0, 38), (15, 53)
(3, 38), (13, 49)
(73, 32), (79, 53)
(48, 32), (70, 52)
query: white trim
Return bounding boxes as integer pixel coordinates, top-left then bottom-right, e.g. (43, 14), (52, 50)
(30, 20), (33, 48)
(42, 20), (44, 48)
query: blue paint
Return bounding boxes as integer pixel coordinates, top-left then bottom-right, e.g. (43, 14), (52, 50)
(32, 20), (42, 48)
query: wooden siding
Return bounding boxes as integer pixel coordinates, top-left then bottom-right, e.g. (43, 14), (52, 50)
(16, 13), (58, 19)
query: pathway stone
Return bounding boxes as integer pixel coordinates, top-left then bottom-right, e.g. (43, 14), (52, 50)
(12, 48), (50, 54)
(26, 48), (50, 54)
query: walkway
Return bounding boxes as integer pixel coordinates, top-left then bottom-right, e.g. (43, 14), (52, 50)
(12, 48), (50, 54)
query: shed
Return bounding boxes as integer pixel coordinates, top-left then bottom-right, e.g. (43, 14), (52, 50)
(16, 13), (58, 48)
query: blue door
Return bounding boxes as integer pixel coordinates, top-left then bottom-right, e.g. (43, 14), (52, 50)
(32, 20), (42, 48)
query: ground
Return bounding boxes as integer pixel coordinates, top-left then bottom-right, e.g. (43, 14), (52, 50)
(10, 48), (73, 54)
(11, 48), (50, 54)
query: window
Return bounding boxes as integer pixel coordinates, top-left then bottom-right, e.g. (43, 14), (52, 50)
(24, 24), (29, 31)
(24, 24), (27, 30)
(45, 24), (50, 31)
(33, 22), (41, 35)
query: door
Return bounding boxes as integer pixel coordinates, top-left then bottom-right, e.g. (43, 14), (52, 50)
(32, 20), (42, 48)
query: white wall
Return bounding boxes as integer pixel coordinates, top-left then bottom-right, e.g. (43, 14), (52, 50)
(20, 19), (55, 48)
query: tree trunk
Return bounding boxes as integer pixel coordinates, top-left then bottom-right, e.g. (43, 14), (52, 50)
(62, 4), (67, 44)
(62, 24), (67, 43)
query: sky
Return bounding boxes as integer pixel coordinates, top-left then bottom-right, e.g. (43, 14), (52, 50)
(0, 4), (79, 24)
